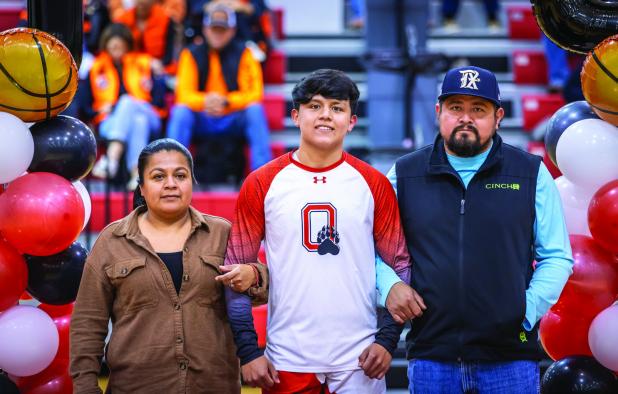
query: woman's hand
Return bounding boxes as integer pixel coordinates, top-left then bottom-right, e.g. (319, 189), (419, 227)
(215, 264), (257, 292)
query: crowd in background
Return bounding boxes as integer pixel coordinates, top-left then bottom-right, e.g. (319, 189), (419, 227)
(19, 0), (275, 189)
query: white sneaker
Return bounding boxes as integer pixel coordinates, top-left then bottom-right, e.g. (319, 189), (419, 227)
(126, 173), (139, 191)
(91, 155), (119, 179)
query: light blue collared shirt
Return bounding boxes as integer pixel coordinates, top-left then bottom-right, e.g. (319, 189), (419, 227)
(375, 145), (573, 330)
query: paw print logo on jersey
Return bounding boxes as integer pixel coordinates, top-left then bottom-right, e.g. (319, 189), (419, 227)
(316, 225), (340, 255)
(301, 202), (341, 255)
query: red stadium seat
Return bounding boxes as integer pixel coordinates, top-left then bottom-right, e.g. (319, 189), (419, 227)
(0, 7), (21, 31)
(513, 50), (548, 85)
(521, 94), (565, 132)
(270, 142), (287, 159)
(252, 305), (268, 348)
(263, 49), (286, 85)
(263, 93), (285, 131)
(272, 7), (285, 40)
(527, 141), (562, 178)
(507, 5), (541, 40)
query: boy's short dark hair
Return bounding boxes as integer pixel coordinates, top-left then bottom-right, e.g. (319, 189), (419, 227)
(292, 69), (360, 114)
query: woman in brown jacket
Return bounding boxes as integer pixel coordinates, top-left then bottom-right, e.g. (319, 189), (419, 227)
(70, 138), (267, 393)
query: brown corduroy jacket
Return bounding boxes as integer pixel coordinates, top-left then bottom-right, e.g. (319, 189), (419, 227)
(70, 206), (268, 394)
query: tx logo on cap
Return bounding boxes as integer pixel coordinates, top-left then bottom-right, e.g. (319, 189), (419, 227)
(459, 70), (480, 90)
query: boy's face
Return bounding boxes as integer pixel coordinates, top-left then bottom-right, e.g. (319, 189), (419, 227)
(292, 95), (357, 153)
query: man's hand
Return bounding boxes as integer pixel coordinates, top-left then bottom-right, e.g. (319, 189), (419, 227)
(204, 93), (226, 116)
(358, 343), (392, 379)
(386, 282), (427, 324)
(241, 356), (280, 389)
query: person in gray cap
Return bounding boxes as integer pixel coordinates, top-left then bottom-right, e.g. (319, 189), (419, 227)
(382, 66), (573, 392)
(166, 3), (272, 178)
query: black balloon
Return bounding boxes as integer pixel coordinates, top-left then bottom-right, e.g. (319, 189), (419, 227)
(0, 373), (19, 394)
(531, 0), (618, 54)
(25, 242), (88, 305)
(28, 115), (97, 181)
(542, 356), (618, 394)
(27, 0), (83, 67)
(545, 101), (599, 166)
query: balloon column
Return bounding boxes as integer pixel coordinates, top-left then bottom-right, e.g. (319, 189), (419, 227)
(0, 1), (92, 391)
(534, 2), (618, 391)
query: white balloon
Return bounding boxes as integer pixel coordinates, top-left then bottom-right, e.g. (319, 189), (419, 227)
(72, 180), (92, 230)
(0, 112), (34, 183)
(556, 118), (618, 190)
(0, 305), (59, 377)
(554, 176), (594, 236)
(589, 303), (618, 372)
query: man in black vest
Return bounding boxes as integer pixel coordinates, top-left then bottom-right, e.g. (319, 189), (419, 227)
(167, 4), (272, 181)
(388, 66), (573, 392)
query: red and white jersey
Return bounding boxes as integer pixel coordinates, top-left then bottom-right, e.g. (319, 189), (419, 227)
(226, 151), (410, 372)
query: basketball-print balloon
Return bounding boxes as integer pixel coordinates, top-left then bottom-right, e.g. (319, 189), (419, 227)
(582, 35), (618, 126)
(0, 28), (78, 122)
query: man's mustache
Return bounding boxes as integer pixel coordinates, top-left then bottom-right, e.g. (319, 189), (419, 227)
(453, 124), (479, 136)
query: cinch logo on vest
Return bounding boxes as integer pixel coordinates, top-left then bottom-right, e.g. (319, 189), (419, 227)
(459, 69), (480, 90)
(313, 176), (327, 184)
(485, 183), (520, 190)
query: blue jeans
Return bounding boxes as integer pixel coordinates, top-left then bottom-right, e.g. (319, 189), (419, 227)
(99, 95), (161, 171)
(166, 103), (272, 170)
(542, 34), (570, 88)
(408, 359), (539, 393)
(442, 0), (498, 20)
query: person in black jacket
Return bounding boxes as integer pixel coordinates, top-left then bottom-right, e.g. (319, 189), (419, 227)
(387, 66), (573, 393)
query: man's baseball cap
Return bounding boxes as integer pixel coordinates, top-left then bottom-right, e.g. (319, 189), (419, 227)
(203, 5), (236, 29)
(438, 66), (501, 107)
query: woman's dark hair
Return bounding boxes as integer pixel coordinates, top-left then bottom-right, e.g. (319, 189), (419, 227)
(133, 138), (196, 209)
(291, 69), (360, 114)
(98, 23), (134, 53)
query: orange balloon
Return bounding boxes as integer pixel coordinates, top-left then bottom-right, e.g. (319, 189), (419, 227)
(0, 28), (78, 122)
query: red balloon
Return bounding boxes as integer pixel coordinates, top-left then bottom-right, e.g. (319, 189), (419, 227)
(540, 308), (594, 360)
(38, 303), (74, 318)
(0, 172), (84, 256)
(13, 305), (74, 394)
(589, 179), (618, 254)
(0, 237), (28, 311)
(554, 235), (618, 318)
(20, 291), (33, 300)
(38, 304), (71, 362)
(12, 361), (72, 394)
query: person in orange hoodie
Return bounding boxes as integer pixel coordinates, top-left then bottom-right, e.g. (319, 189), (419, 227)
(114, 0), (177, 72)
(88, 23), (166, 189)
(167, 4), (271, 171)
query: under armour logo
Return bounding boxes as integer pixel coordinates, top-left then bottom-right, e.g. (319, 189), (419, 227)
(313, 176), (327, 184)
(459, 70), (480, 90)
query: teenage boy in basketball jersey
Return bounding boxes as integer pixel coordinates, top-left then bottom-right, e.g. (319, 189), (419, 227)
(224, 69), (425, 393)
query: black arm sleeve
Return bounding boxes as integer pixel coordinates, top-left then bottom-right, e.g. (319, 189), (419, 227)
(374, 308), (404, 355)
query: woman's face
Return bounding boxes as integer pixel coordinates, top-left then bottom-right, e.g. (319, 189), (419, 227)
(106, 36), (129, 63)
(139, 150), (193, 218)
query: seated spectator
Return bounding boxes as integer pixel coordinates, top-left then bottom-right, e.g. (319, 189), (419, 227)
(205, 0), (272, 56)
(442, 0), (500, 31)
(114, 0), (177, 72)
(185, 0), (272, 55)
(542, 33), (585, 102)
(167, 4), (272, 178)
(84, 0), (112, 54)
(109, 0), (185, 25)
(87, 23), (166, 189)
